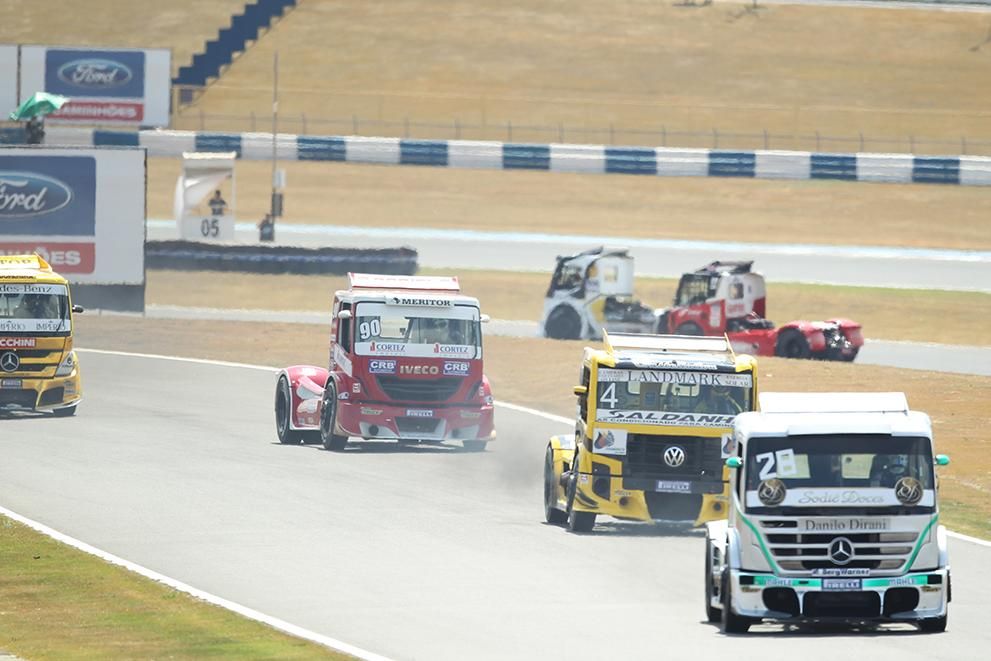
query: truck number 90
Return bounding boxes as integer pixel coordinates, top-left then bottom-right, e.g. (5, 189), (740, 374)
(358, 319), (381, 340)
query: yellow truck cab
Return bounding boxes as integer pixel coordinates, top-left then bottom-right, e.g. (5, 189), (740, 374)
(544, 332), (758, 532)
(0, 254), (82, 416)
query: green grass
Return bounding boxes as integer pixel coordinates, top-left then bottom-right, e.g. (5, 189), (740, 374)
(0, 516), (348, 660)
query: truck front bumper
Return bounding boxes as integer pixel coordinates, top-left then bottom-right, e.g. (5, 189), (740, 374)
(0, 372), (81, 413)
(337, 400), (495, 442)
(728, 568), (949, 623)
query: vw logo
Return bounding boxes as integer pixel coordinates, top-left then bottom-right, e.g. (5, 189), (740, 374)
(828, 537), (855, 566)
(0, 351), (20, 372)
(757, 478), (786, 506)
(663, 446), (686, 468)
(894, 476), (923, 505)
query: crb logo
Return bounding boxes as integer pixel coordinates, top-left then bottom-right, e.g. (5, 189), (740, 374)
(0, 173), (73, 219)
(443, 361), (470, 376)
(58, 58), (133, 89)
(399, 364), (440, 375)
(368, 360), (396, 374)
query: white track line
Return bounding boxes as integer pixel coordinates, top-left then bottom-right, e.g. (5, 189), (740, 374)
(0, 503), (395, 661)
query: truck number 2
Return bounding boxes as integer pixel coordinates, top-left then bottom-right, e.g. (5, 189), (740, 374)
(755, 449), (797, 480)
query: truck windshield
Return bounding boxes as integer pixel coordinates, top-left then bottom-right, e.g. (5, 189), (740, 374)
(595, 368), (752, 427)
(0, 284), (70, 333)
(353, 301), (481, 359)
(745, 435), (935, 491)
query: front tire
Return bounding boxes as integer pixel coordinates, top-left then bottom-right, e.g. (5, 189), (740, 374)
(320, 388), (348, 452)
(704, 541), (721, 623)
(275, 376), (303, 445)
(720, 570), (752, 633)
(544, 305), (582, 340)
(565, 457), (596, 533)
(776, 330), (811, 359)
(544, 446), (568, 525)
(918, 614), (948, 633)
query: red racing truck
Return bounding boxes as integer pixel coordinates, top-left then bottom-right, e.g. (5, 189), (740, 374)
(274, 273), (496, 451)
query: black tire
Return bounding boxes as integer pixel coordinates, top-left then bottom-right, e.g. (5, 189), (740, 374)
(275, 376), (304, 445)
(721, 570), (752, 634)
(544, 446), (568, 525)
(918, 614), (948, 633)
(676, 322), (703, 336)
(462, 440), (488, 452)
(545, 305), (583, 340)
(775, 330), (811, 359)
(704, 542), (721, 623)
(52, 404), (77, 418)
(565, 456), (596, 533)
(320, 387), (348, 452)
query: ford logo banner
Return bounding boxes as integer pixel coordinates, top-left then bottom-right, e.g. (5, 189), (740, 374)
(0, 172), (73, 219)
(57, 58), (133, 90)
(45, 49), (145, 98)
(0, 156), (96, 236)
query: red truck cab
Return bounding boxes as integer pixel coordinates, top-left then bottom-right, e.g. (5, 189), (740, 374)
(275, 273), (496, 451)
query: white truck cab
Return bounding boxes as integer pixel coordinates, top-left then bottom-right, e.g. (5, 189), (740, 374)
(705, 392), (950, 633)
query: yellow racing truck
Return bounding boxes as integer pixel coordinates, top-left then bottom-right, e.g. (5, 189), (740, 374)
(0, 254), (83, 416)
(544, 332), (757, 532)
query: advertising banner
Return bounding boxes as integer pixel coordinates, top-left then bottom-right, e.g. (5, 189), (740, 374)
(18, 45), (170, 126)
(0, 147), (145, 288)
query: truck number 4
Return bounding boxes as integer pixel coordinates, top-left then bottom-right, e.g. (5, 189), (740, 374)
(599, 382), (618, 408)
(755, 449), (797, 480)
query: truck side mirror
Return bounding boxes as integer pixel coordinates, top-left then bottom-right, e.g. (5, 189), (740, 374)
(72, 305), (84, 314)
(338, 309), (352, 320)
(935, 455), (950, 466)
(725, 457), (743, 469)
(480, 314), (491, 323)
(573, 385), (588, 397)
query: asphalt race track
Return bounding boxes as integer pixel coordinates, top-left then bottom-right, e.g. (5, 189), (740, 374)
(2, 351), (990, 660)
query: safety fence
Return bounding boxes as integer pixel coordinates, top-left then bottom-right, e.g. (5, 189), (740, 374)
(20, 125), (991, 186)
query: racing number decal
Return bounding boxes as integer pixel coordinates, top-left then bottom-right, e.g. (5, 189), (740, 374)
(200, 218), (220, 238)
(358, 319), (382, 341)
(599, 382), (618, 408)
(754, 449), (797, 480)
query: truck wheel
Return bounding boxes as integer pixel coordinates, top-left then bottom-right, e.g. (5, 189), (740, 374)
(918, 614), (948, 633)
(462, 440), (488, 452)
(52, 404), (77, 418)
(545, 305), (582, 340)
(320, 388), (348, 452)
(704, 541), (721, 623)
(676, 322), (703, 336)
(720, 570), (751, 634)
(544, 446), (568, 525)
(275, 377), (302, 445)
(775, 330), (811, 359)
(565, 462), (596, 533)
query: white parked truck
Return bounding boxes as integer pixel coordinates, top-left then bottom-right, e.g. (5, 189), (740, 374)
(705, 392), (951, 633)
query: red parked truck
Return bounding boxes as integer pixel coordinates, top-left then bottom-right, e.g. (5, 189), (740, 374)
(274, 273), (496, 451)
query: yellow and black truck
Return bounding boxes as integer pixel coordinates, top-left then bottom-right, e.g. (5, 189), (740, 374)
(0, 254), (82, 416)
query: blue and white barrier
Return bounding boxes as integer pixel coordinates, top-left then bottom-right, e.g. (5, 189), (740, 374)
(41, 126), (991, 186)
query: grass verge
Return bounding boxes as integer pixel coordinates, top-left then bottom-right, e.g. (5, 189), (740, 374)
(0, 514), (347, 660)
(144, 267), (991, 346)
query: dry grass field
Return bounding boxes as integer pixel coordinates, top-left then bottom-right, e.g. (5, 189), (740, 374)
(73, 315), (991, 538)
(145, 268), (991, 346)
(147, 158), (991, 251)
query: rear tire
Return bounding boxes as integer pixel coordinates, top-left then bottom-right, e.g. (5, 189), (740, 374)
(565, 458), (596, 533)
(544, 446), (568, 525)
(52, 404), (77, 418)
(544, 305), (582, 340)
(320, 387), (349, 452)
(775, 330), (811, 359)
(918, 614), (948, 633)
(275, 376), (303, 445)
(676, 322), (703, 336)
(462, 440), (488, 452)
(704, 541), (721, 623)
(721, 570), (752, 633)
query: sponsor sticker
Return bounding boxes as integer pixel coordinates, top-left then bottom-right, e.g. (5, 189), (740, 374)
(656, 480), (691, 493)
(45, 49), (145, 98)
(1, 378), (22, 388)
(443, 361), (470, 376)
(811, 568), (870, 577)
(360, 407), (383, 416)
(460, 410), (481, 419)
(399, 364), (440, 376)
(387, 296), (453, 307)
(0, 337), (36, 348)
(433, 343), (472, 356)
(362, 341), (407, 355)
(368, 359), (396, 374)
(800, 518), (892, 533)
(592, 428), (627, 456)
(823, 578), (862, 592)
(406, 409), (433, 418)
(598, 369), (752, 387)
(596, 410), (735, 428)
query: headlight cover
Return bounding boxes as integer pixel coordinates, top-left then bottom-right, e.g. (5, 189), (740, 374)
(55, 351), (76, 377)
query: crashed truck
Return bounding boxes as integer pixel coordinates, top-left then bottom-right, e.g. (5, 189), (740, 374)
(539, 249), (862, 361)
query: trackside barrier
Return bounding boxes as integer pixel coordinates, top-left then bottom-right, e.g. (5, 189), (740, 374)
(146, 241), (418, 276)
(42, 126), (991, 186)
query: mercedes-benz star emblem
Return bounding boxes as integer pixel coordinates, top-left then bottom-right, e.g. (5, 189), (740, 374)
(0, 351), (19, 373)
(663, 446), (686, 468)
(828, 537), (855, 565)
(894, 476), (924, 505)
(757, 478), (787, 506)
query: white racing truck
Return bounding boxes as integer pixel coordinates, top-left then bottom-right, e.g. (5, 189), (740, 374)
(705, 392), (951, 633)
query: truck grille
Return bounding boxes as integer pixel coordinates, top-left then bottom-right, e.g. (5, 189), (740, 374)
(625, 434), (722, 479)
(0, 389), (37, 409)
(396, 417), (443, 437)
(0, 347), (62, 377)
(759, 519), (919, 573)
(375, 376), (462, 403)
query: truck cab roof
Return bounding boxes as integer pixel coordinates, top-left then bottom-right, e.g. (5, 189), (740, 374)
(337, 273), (480, 307)
(585, 331), (756, 372)
(0, 254), (67, 285)
(735, 392), (932, 439)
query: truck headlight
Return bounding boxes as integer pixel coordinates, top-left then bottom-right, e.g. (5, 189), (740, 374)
(55, 352), (76, 377)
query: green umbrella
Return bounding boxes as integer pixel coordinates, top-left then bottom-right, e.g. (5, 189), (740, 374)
(8, 92), (70, 121)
